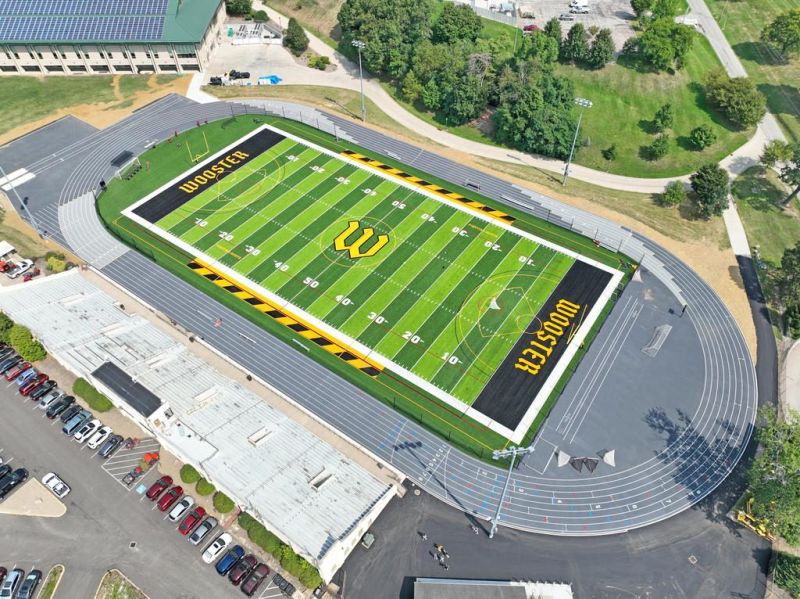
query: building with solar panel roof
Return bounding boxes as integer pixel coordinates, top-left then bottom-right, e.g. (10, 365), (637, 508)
(0, 0), (227, 74)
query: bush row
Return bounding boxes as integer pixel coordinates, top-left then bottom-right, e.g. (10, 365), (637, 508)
(73, 377), (114, 412)
(0, 313), (47, 362)
(238, 512), (322, 589)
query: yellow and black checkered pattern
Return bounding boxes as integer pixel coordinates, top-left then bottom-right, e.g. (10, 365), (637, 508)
(341, 150), (515, 224)
(188, 259), (383, 377)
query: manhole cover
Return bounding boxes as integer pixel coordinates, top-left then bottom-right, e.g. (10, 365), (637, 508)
(129, 542), (137, 549)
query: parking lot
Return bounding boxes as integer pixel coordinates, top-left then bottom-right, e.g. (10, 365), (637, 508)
(522, 0), (637, 48)
(0, 375), (286, 599)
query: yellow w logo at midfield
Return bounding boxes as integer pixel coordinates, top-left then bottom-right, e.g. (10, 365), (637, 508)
(334, 221), (389, 259)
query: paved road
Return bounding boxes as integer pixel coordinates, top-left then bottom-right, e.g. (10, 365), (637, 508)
(0, 96), (758, 537)
(0, 380), (252, 599)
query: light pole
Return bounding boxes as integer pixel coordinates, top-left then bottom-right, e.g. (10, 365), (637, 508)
(562, 97), (592, 186)
(351, 39), (366, 122)
(489, 445), (534, 539)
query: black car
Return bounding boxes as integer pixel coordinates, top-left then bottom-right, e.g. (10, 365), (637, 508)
(98, 434), (124, 459)
(46, 394), (75, 419)
(0, 354), (21, 374)
(0, 465), (10, 479)
(228, 69), (250, 80)
(29, 379), (56, 401)
(59, 403), (82, 423)
(0, 467), (28, 500)
(15, 570), (41, 599)
(0, 346), (14, 361)
(209, 76), (223, 86)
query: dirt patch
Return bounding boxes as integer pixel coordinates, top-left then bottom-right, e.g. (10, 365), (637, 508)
(95, 570), (148, 599)
(0, 479), (66, 517)
(0, 75), (192, 147)
(0, 193), (79, 261)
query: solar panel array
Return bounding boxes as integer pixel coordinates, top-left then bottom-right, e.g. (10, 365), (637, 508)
(0, 15), (165, 41)
(0, 0), (169, 16)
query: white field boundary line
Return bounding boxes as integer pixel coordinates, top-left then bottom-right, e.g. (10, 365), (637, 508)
(123, 124), (624, 443)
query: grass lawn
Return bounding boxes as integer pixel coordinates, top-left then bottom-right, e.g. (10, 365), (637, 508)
(99, 113), (630, 460)
(96, 571), (147, 599)
(733, 166), (800, 264)
(39, 565), (64, 599)
(265, 0), (344, 47)
(706, 0), (800, 142)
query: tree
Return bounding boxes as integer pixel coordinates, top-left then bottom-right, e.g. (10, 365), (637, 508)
(647, 133), (671, 159)
(776, 242), (800, 307)
(653, 103), (674, 131)
(704, 69), (766, 129)
(521, 30), (560, 66)
(689, 124), (716, 149)
(631, 0), (653, 19)
(651, 0), (680, 18)
(761, 139), (792, 167)
(779, 143), (800, 206)
(748, 406), (800, 544)
(660, 180), (687, 206)
(602, 144), (618, 161)
(561, 23), (589, 63)
(338, 0), (434, 78)
(625, 19), (695, 71)
(283, 18), (309, 56)
(690, 163), (730, 218)
(431, 3), (482, 45)
(225, 0), (252, 16)
(586, 28), (615, 69)
(401, 70), (424, 103)
(761, 9), (800, 58)
(544, 18), (563, 45)
(421, 77), (441, 110)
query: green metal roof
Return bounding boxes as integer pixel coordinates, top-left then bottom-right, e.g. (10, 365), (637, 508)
(161, 0), (223, 43)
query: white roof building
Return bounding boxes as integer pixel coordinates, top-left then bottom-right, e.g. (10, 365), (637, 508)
(0, 270), (394, 582)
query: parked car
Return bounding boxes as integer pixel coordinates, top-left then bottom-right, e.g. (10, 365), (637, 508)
(523, 23), (539, 32)
(86, 426), (112, 450)
(157, 485), (183, 511)
(228, 69), (250, 80)
(559, 12), (576, 20)
(178, 506), (206, 535)
(29, 379), (56, 401)
(228, 555), (257, 586)
(15, 368), (39, 387)
(5, 362), (30, 380)
(569, 5), (589, 13)
(241, 563), (270, 596)
(0, 346), (15, 361)
(0, 468), (28, 500)
(216, 545), (245, 575)
(42, 472), (70, 499)
(188, 516), (218, 545)
(73, 418), (101, 443)
(37, 388), (63, 411)
(8, 259), (34, 279)
(0, 568), (6, 586)
(48, 395), (76, 419)
(62, 409), (92, 435)
(168, 495), (195, 522)
(98, 434), (124, 458)
(209, 76), (223, 86)
(0, 354), (21, 373)
(0, 465), (11, 480)
(0, 568), (23, 598)
(15, 570), (41, 599)
(20, 373), (48, 396)
(202, 533), (232, 564)
(146, 475), (173, 500)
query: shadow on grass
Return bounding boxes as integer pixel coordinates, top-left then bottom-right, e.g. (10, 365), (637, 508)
(731, 166), (785, 212)
(686, 81), (745, 132)
(757, 83), (800, 122)
(732, 41), (787, 66)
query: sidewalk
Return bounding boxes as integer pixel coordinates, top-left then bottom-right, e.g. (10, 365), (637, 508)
(784, 339), (800, 418)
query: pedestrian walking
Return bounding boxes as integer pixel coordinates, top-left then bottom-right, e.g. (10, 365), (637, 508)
(420, 532), (428, 540)
(430, 551), (438, 562)
(443, 563), (449, 571)
(470, 524), (479, 535)
(434, 543), (444, 553)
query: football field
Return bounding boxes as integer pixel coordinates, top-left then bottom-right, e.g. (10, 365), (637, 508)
(124, 125), (621, 441)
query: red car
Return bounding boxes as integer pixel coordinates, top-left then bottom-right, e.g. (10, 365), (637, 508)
(145, 475), (173, 500)
(20, 373), (48, 396)
(241, 563), (269, 596)
(228, 554), (257, 586)
(4, 362), (29, 381)
(157, 485), (183, 511)
(178, 506), (206, 535)
(523, 24), (539, 32)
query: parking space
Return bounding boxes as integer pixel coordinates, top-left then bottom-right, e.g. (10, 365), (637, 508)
(101, 437), (161, 489)
(256, 580), (286, 599)
(523, 0), (636, 47)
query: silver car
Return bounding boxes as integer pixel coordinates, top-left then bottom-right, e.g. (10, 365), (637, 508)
(168, 495), (195, 522)
(188, 516), (218, 545)
(37, 388), (63, 411)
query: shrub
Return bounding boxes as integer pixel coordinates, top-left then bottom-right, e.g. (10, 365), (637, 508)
(307, 55), (330, 70)
(180, 464), (201, 484)
(8, 323), (47, 362)
(251, 9), (267, 21)
(283, 17), (309, 56)
(602, 144), (617, 161)
(46, 255), (66, 273)
(660, 181), (687, 207)
(785, 303), (800, 339)
(0, 312), (14, 343)
(653, 103), (674, 132)
(774, 548), (800, 594)
(213, 491), (235, 513)
(689, 124), (716, 150)
(196, 478), (216, 496)
(647, 133), (670, 160)
(73, 377), (113, 411)
(238, 511), (257, 530)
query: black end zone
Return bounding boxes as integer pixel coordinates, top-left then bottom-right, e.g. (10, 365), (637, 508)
(472, 260), (613, 430)
(132, 128), (286, 224)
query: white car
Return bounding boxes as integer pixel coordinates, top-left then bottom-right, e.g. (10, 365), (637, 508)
(42, 472), (70, 498)
(86, 425), (112, 450)
(202, 533), (232, 563)
(37, 389), (63, 411)
(168, 495), (195, 522)
(73, 418), (101, 443)
(7, 259), (33, 279)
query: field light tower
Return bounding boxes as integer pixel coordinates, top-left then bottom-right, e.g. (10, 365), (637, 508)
(351, 39), (367, 122)
(562, 97), (593, 186)
(489, 445), (534, 539)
